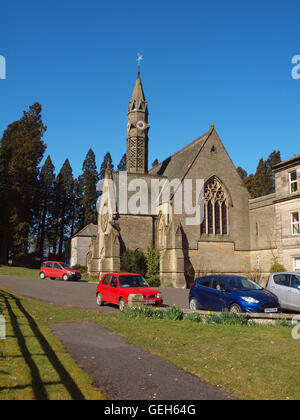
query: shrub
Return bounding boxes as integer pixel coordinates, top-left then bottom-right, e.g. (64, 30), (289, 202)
(183, 312), (203, 323)
(121, 249), (146, 276)
(163, 305), (183, 321)
(71, 264), (87, 274)
(274, 318), (292, 328)
(270, 261), (287, 273)
(124, 305), (164, 319)
(145, 242), (160, 287)
(204, 311), (248, 326)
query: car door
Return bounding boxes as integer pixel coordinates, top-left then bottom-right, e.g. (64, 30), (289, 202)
(107, 275), (118, 304)
(100, 274), (111, 301)
(208, 277), (230, 311)
(288, 274), (300, 311)
(43, 263), (51, 277)
(52, 263), (63, 279)
(194, 276), (214, 309)
(271, 274), (291, 309)
(47, 263), (56, 278)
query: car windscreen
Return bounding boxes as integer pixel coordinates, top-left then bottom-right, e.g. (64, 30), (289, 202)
(227, 277), (262, 291)
(60, 263), (71, 269)
(119, 275), (149, 288)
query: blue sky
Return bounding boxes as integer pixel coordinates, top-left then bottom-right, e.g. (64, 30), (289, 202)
(0, 0), (299, 178)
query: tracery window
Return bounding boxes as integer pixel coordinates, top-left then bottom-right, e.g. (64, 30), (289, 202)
(201, 177), (228, 235)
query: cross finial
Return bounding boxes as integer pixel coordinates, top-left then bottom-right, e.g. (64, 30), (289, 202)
(137, 53), (143, 74)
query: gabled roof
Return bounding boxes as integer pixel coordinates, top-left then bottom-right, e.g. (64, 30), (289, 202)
(149, 129), (211, 180)
(70, 223), (98, 239)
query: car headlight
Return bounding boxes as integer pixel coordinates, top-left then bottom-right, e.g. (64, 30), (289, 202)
(156, 293), (162, 299)
(241, 296), (259, 304)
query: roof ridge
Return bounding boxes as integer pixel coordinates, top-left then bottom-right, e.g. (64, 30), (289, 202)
(149, 129), (210, 173)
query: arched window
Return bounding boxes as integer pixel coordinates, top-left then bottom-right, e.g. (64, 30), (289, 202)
(201, 177), (228, 235)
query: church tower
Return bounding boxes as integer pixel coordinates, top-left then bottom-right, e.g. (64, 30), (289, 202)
(126, 72), (149, 173)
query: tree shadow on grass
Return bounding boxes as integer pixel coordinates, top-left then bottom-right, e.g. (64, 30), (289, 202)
(0, 289), (85, 400)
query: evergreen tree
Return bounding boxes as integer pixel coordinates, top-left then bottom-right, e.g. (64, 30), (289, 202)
(71, 177), (85, 235)
(145, 242), (160, 287)
(56, 159), (74, 257)
(81, 149), (99, 225)
(152, 158), (159, 167)
(35, 155), (55, 261)
(236, 166), (248, 179)
(252, 151), (281, 198)
(99, 152), (114, 179)
(117, 153), (127, 171)
(0, 103), (46, 264)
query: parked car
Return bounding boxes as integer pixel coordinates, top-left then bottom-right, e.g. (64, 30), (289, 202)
(266, 272), (300, 312)
(40, 261), (81, 281)
(189, 275), (281, 313)
(96, 272), (163, 312)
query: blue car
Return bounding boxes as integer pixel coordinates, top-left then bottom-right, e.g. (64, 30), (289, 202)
(189, 275), (281, 313)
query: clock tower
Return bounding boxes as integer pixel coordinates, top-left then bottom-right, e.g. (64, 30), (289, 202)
(126, 71), (150, 174)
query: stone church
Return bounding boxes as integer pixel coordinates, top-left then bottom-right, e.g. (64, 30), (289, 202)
(87, 72), (300, 287)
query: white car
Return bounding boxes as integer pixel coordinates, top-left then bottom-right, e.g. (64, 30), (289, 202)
(266, 272), (300, 312)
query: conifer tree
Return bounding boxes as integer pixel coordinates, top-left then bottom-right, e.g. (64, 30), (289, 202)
(99, 152), (114, 179)
(56, 159), (74, 257)
(252, 151), (281, 198)
(0, 103), (46, 264)
(35, 155), (55, 260)
(70, 177), (85, 235)
(117, 153), (127, 171)
(152, 158), (159, 167)
(81, 149), (99, 225)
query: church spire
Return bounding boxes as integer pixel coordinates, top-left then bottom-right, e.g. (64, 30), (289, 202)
(126, 70), (150, 174)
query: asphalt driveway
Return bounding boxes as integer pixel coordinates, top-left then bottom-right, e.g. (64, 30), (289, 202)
(0, 276), (190, 311)
(50, 321), (235, 400)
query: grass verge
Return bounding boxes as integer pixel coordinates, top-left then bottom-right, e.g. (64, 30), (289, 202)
(0, 266), (40, 278)
(0, 289), (105, 400)
(0, 288), (299, 400)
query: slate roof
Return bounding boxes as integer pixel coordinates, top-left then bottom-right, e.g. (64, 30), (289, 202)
(149, 130), (210, 180)
(70, 223), (98, 238)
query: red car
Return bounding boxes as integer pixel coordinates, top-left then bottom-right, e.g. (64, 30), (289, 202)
(40, 261), (81, 281)
(96, 272), (163, 311)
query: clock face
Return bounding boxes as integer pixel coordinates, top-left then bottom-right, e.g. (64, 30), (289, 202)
(136, 121), (146, 130)
(126, 123), (131, 133)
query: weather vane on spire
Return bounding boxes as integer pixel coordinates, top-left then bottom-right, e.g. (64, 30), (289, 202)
(137, 53), (143, 73)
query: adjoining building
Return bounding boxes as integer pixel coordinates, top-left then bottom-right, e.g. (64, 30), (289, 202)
(65, 223), (97, 267)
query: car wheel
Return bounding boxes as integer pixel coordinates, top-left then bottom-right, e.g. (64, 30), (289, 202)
(119, 298), (126, 312)
(229, 303), (242, 313)
(40, 272), (45, 280)
(63, 274), (69, 281)
(189, 297), (200, 311)
(96, 293), (104, 306)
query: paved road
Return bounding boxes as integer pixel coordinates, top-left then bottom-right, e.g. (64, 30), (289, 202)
(51, 321), (235, 400)
(0, 276), (190, 311)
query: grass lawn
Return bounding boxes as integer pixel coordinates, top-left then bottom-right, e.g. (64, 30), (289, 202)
(0, 265), (98, 282)
(0, 266), (40, 278)
(0, 289), (105, 400)
(0, 288), (299, 400)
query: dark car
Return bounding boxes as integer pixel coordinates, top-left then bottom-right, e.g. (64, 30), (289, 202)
(189, 275), (281, 313)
